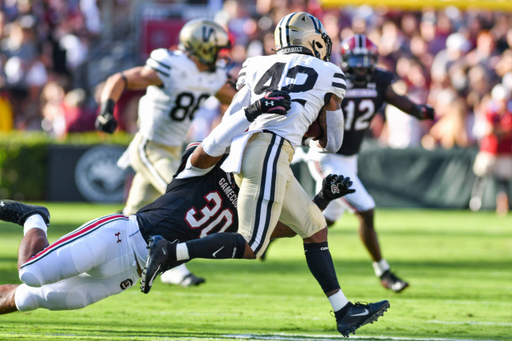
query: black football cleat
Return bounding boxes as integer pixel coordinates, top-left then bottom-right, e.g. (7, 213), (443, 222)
(380, 270), (409, 293)
(140, 235), (178, 294)
(335, 300), (390, 337)
(0, 200), (50, 226)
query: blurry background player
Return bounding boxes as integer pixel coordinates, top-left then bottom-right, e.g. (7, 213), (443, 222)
(470, 84), (512, 216)
(140, 13), (389, 338)
(306, 34), (434, 293)
(95, 19), (237, 287)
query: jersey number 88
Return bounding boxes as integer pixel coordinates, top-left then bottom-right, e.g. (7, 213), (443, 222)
(170, 92), (211, 121)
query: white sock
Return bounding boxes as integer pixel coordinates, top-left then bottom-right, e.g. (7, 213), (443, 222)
(176, 243), (190, 261)
(23, 215), (47, 236)
(328, 290), (349, 312)
(372, 259), (390, 277)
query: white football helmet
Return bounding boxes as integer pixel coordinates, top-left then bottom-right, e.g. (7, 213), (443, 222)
(179, 19), (230, 70)
(274, 12), (332, 61)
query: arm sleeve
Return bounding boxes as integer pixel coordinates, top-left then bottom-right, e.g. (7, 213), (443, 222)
(145, 49), (172, 87)
(307, 108), (344, 154)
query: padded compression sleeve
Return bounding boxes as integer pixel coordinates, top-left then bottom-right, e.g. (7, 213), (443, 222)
(309, 109), (344, 154)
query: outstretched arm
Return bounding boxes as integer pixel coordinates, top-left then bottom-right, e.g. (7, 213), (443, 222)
(385, 85), (434, 120)
(96, 66), (162, 133)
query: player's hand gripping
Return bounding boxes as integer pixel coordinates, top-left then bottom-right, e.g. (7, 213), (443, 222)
(244, 90), (291, 122)
(95, 99), (118, 134)
(412, 104), (435, 120)
(313, 174), (355, 211)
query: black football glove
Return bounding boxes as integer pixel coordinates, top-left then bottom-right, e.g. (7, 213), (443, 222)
(95, 99), (118, 134)
(313, 174), (355, 210)
(412, 104), (435, 121)
(244, 90), (291, 122)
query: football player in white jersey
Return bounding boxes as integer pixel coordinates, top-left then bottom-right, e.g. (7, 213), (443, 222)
(140, 12), (390, 337)
(95, 19), (237, 287)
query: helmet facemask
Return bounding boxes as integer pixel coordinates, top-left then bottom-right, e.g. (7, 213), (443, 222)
(179, 19), (230, 72)
(274, 12), (332, 62)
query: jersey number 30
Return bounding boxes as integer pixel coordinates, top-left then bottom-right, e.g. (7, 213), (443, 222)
(185, 191), (234, 238)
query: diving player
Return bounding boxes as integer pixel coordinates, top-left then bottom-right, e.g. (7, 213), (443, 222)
(96, 19), (237, 287)
(307, 34), (435, 293)
(0, 91), (320, 315)
(140, 13), (390, 337)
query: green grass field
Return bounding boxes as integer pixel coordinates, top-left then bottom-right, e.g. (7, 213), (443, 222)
(0, 204), (511, 340)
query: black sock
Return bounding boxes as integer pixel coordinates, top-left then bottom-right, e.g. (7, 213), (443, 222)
(304, 242), (340, 294)
(186, 233), (246, 259)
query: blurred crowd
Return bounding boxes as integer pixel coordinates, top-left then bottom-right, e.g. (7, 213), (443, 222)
(0, 0), (100, 135)
(214, 0), (512, 153)
(1, 0), (512, 153)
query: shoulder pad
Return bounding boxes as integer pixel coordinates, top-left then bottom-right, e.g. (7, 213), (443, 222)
(146, 48), (172, 78)
(236, 56), (261, 90)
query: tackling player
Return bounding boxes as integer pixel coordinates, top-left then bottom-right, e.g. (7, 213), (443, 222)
(307, 34), (435, 293)
(140, 13), (390, 337)
(95, 19), (237, 287)
(0, 92), (339, 316)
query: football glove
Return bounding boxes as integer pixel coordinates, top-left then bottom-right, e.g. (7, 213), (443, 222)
(244, 90), (291, 122)
(412, 104), (435, 121)
(313, 174), (355, 210)
(95, 99), (118, 134)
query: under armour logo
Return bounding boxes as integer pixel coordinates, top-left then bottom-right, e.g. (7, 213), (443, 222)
(265, 100), (274, 107)
(331, 184), (340, 194)
(115, 232), (121, 243)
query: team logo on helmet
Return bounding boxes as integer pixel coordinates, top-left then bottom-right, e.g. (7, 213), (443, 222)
(179, 19), (230, 70)
(274, 12), (332, 62)
(340, 34), (379, 86)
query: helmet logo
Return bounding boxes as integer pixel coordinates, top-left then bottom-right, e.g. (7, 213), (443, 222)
(202, 26), (215, 43)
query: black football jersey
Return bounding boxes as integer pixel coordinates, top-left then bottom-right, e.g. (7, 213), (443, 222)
(337, 69), (394, 156)
(136, 149), (239, 243)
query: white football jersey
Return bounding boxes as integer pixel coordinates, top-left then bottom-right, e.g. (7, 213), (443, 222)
(138, 49), (228, 146)
(235, 53), (346, 147)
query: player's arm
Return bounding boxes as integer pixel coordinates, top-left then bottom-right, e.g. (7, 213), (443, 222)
(385, 85), (434, 120)
(214, 81), (237, 105)
(305, 94), (344, 153)
(187, 90), (291, 171)
(96, 66), (163, 134)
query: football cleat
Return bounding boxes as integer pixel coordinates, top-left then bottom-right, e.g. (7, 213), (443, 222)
(140, 235), (178, 294)
(335, 300), (390, 337)
(179, 273), (206, 287)
(380, 270), (409, 293)
(0, 200), (50, 227)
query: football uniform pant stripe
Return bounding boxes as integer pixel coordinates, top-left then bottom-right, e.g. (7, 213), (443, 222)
(137, 135), (168, 191)
(237, 133), (325, 258)
(15, 216), (141, 311)
(19, 214), (129, 287)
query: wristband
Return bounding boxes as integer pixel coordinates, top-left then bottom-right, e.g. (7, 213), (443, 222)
(313, 193), (330, 211)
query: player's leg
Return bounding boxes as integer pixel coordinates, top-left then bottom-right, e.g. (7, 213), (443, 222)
(14, 256), (140, 312)
(127, 135), (204, 286)
(19, 214), (128, 287)
(0, 285), (19, 314)
(279, 177), (389, 337)
(470, 152), (494, 212)
(123, 173), (161, 215)
(140, 133), (290, 293)
(307, 155), (348, 226)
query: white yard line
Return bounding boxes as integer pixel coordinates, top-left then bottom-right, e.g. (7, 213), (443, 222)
(427, 320), (512, 326)
(1, 333), (501, 341)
